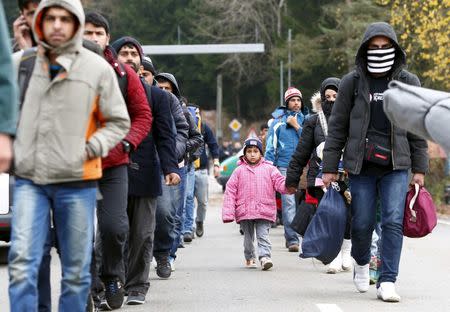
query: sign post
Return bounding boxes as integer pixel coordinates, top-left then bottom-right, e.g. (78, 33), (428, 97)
(229, 119), (242, 142)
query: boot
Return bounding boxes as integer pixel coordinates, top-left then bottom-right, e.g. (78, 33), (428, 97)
(327, 251), (342, 274)
(341, 239), (352, 271)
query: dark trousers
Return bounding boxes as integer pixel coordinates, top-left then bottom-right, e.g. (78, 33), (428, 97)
(125, 196), (157, 294)
(96, 165), (129, 283)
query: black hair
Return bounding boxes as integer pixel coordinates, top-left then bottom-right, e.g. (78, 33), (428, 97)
(85, 12), (110, 35)
(18, 0), (40, 11)
(180, 96), (188, 105)
(155, 76), (176, 90)
(260, 123), (269, 131)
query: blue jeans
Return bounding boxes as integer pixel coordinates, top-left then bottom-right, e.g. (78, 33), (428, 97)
(277, 167), (299, 246)
(349, 170), (408, 284)
(182, 165), (196, 234)
(154, 173), (183, 255)
(170, 166), (187, 259)
(8, 178), (96, 312)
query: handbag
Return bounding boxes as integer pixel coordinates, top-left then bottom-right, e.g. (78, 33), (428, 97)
(364, 129), (391, 166)
(300, 183), (347, 265)
(291, 200), (316, 236)
(403, 183), (437, 238)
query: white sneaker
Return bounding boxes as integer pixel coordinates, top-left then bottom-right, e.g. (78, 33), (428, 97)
(327, 252), (343, 274)
(260, 257), (273, 271)
(377, 282), (401, 302)
(341, 239), (352, 271)
(169, 257), (175, 272)
(151, 257), (157, 269)
(353, 261), (370, 292)
(245, 258), (257, 269)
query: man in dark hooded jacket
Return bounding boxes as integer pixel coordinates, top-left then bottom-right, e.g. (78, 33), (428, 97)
(322, 22), (428, 302)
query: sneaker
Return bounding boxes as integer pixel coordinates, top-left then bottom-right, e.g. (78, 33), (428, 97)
(369, 256), (381, 285)
(196, 221), (204, 237)
(98, 292), (107, 310)
(288, 244), (299, 252)
(260, 257), (273, 270)
(353, 261), (370, 293)
(183, 233), (193, 243)
(341, 239), (352, 271)
(245, 258), (257, 269)
(155, 256), (172, 279)
(86, 293), (95, 312)
(126, 291), (146, 305)
(327, 252), (343, 274)
(104, 280), (125, 310)
(151, 257), (157, 269)
(169, 257), (176, 272)
(377, 282), (401, 302)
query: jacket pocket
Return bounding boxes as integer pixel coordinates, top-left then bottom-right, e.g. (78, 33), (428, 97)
(257, 199), (277, 218)
(236, 200), (246, 218)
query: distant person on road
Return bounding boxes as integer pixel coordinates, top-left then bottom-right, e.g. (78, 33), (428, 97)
(12, 0), (40, 51)
(321, 22), (428, 302)
(265, 86), (308, 252)
(222, 138), (292, 270)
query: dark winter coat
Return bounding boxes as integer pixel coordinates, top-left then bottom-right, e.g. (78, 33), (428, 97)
(286, 78), (341, 188)
(322, 22), (428, 175)
(128, 82), (178, 197)
(182, 106), (204, 163)
(166, 92), (189, 162)
(102, 46), (152, 170)
(198, 123), (219, 170)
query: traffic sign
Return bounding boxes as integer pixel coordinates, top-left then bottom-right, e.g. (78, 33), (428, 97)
(231, 131), (240, 141)
(228, 119), (242, 132)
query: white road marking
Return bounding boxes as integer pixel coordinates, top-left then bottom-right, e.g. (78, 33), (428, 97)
(316, 303), (343, 312)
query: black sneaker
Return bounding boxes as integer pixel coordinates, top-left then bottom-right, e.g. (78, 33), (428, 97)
(196, 222), (204, 237)
(86, 293), (96, 312)
(104, 280), (125, 310)
(183, 233), (192, 242)
(155, 256), (172, 279)
(126, 291), (146, 305)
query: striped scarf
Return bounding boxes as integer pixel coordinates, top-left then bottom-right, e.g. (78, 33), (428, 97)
(367, 47), (395, 74)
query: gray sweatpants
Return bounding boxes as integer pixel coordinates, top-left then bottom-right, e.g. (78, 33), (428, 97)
(240, 220), (272, 260)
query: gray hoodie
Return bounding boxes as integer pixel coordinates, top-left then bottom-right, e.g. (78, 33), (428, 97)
(384, 81), (450, 152)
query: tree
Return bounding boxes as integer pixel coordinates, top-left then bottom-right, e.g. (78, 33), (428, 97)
(383, 0), (449, 90)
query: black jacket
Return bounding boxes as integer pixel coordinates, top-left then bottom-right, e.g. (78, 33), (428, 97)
(322, 22), (428, 175)
(286, 78), (341, 188)
(166, 92), (189, 162)
(128, 82), (178, 197)
(182, 106), (204, 163)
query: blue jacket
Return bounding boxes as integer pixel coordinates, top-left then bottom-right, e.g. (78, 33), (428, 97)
(265, 107), (308, 168)
(128, 82), (178, 197)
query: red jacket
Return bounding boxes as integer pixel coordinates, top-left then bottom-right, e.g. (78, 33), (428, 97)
(102, 47), (152, 169)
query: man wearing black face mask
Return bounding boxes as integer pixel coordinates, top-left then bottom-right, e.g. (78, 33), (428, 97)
(321, 22), (428, 302)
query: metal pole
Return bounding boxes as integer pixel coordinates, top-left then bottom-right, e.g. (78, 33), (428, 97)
(280, 60), (284, 107)
(216, 73), (223, 141)
(288, 28), (292, 87)
(177, 25), (181, 45)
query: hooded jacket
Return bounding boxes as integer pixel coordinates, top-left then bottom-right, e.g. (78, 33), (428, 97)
(222, 158), (288, 223)
(265, 104), (309, 168)
(384, 81), (450, 152)
(14, 0), (130, 184)
(322, 22), (428, 175)
(286, 78), (340, 189)
(102, 46), (152, 169)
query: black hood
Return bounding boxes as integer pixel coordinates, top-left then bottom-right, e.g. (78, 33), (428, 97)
(154, 72), (181, 98)
(320, 77), (340, 102)
(355, 22), (406, 74)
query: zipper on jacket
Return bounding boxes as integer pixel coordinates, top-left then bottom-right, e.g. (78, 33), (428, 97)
(391, 124), (396, 170)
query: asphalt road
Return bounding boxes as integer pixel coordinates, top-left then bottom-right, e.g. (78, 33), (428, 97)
(1, 176), (450, 312)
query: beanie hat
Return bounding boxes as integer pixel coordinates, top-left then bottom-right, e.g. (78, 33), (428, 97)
(243, 138), (263, 155)
(111, 36), (144, 61)
(284, 87), (303, 104)
(142, 56), (157, 75)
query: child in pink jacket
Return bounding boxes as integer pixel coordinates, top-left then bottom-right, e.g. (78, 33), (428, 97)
(222, 138), (290, 270)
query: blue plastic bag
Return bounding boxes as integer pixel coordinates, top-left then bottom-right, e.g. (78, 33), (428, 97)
(300, 183), (347, 265)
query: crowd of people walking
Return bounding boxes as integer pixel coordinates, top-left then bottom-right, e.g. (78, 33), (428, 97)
(2, 0), (447, 311)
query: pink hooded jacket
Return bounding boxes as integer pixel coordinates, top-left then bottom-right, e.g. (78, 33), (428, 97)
(222, 158), (288, 223)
